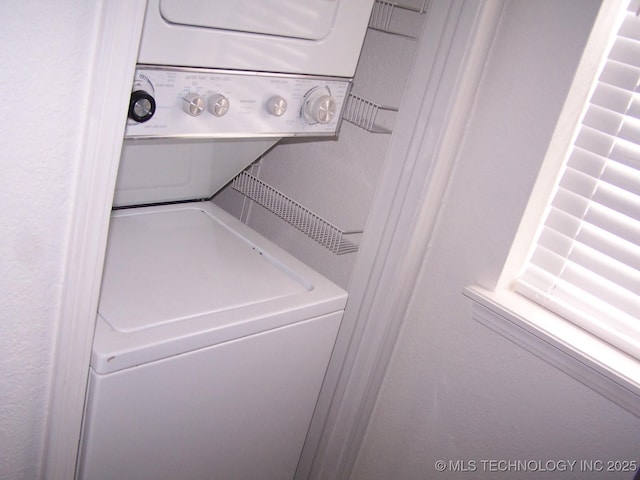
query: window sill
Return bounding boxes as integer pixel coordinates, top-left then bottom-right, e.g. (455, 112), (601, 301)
(464, 285), (640, 418)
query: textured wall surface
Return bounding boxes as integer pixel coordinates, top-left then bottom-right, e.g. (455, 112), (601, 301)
(0, 3), (100, 478)
(351, 1), (640, 479)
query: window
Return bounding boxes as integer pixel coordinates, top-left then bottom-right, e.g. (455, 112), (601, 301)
(515, 0), (640, 361)
(465, 0), (640, 417)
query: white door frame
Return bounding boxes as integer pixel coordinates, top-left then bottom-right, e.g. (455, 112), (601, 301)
(296, 1), (505, 478)
(43, 2), (147, 478)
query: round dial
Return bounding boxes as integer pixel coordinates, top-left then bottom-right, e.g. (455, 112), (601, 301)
(302, 86), (336, 125)
(128, 74), (156, 123)
(266, 96), (287, 117)
(183, 93), (205, 116)
(208, 94), (230, 117)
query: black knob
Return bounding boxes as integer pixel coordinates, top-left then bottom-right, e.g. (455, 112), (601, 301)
(128, 90), (156, 123)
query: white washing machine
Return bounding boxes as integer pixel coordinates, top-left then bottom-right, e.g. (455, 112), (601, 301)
(77, 1), (373, 479)
(77, 202), (347, 480)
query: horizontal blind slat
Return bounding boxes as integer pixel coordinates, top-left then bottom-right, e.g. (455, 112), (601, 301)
(619, 116), (640, 144)
(583, 200), (640, 247)
(517, 269), (640, 334)
(619, 10), (640, 42)
(591, 81), (635, 115)
(599, 59), (640, 91)
(530, 233), (640, 302)
(544, 206), (640, 267)
(568, 144), (640, 197)
(516, 276), (640, 359)
(539, 216), (640, 272)
(582, 104), (625, 135)
(518, 266), (640, 323)
(575, 125), (616, 157)
(601, 158), (640, 196)
(555, 165), (640, 223)
(577, 223), (640, 270)
(591, 178), (640, 221)
(609, 36), (640, 69)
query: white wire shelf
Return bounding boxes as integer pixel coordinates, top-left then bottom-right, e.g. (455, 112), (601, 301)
(342, 93), (398, 134)
(368, 0), (428, 38)
(232, 172), (362, 255)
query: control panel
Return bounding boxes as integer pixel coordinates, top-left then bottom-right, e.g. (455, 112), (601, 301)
(125, 66), (351, 139)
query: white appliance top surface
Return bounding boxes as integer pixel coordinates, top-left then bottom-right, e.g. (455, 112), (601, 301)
(100, 207), (307, 333)
(94, 202), (347, 374)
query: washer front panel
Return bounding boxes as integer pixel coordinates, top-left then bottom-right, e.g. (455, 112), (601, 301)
(124, 67), (351, 139)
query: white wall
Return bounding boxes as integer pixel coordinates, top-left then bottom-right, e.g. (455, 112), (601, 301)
(0, 3), (102, 478)
(351, 1), (640, 479)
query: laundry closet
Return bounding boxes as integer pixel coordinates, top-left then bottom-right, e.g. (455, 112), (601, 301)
(76, 2), (430, 479)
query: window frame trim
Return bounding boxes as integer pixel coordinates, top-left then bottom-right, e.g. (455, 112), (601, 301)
(465, 0), (640, 419)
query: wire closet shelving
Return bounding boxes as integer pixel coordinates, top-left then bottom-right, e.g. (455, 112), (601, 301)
(232, 172), (362, 255)
(368, 0), (428, 38)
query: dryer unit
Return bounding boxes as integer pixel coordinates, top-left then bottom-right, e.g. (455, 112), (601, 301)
(112, 0), (375, 206)
(138, 0), (374, 77)
(78, 1), (374, 479)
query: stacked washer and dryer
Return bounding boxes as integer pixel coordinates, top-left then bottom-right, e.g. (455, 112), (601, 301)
(76, 1), (374, 479)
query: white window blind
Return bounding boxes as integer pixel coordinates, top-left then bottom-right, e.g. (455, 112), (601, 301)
(516, 0), (640, 360)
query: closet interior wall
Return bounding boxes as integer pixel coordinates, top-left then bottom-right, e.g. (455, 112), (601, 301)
(213, 1), (427, 289)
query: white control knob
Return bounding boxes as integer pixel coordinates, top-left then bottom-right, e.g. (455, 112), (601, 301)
(303, 87), (337, 125)
(183, 93), (205, 117)
(266, 96), (287, 117)
(208, 94), (230, 117)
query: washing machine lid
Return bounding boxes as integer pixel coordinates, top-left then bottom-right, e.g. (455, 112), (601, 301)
(159, 0), (339, 41)
(99, 207), (309, 333)
(93, 202), (347, 374)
